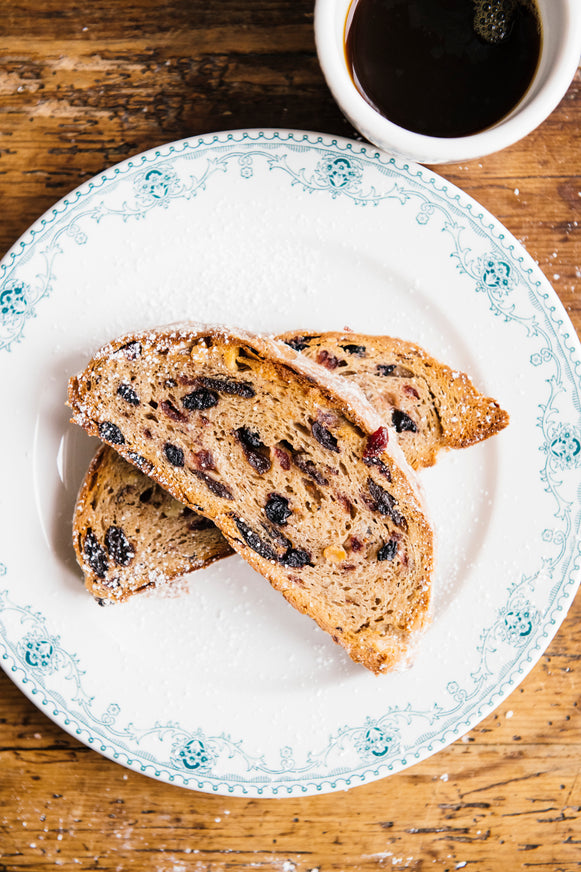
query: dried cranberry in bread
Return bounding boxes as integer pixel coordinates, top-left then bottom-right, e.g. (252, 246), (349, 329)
(279, 331), (509, 469)
(73, 444), (232, 603)
(67, 324), (434, 673)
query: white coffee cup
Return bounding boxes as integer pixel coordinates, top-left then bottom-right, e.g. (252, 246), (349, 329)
(315, 0), (581, 164)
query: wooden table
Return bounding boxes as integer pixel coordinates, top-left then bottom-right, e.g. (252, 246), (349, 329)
(1, 3), (580, 869)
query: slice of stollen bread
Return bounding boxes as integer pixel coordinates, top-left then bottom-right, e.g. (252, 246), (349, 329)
(73, 443), (233, 604)
(67, 323), (434, 673)
(279, 331), (509, 470)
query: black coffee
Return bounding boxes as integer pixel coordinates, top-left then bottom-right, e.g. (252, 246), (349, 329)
(345, 0), (542, 138)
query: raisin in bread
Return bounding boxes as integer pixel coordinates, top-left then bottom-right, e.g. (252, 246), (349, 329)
(279, 331), (509, 470)
(73, 444), (233, 603)
(67, 324), (434, 673)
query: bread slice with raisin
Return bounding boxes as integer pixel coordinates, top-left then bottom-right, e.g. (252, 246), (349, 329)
(73, 444), (233, 603)
(67, 323), (434, 673)
(279, 331), (509, 469)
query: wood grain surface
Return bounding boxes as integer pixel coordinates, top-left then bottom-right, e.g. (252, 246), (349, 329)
(1, 2), (580, 870)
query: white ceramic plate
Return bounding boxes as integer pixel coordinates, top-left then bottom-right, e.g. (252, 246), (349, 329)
(1, 130), (580, 797)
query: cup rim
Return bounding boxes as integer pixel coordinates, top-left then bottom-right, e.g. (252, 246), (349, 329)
(315, 0), (581, 163)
